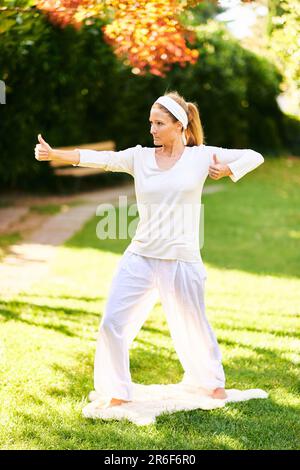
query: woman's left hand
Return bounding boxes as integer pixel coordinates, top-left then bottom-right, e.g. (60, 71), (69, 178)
(209, 153), (232, 180)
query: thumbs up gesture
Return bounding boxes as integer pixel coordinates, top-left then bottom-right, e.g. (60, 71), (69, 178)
(35, 134), (53, 161)
(208, 153), (231, 180)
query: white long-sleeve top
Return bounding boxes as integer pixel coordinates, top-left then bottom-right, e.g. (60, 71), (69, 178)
(73, 145), (264, 267)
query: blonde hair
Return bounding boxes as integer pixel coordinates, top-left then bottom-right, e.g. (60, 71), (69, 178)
(154, 90), (204, 146)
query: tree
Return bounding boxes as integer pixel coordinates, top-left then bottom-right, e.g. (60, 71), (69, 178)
(0, 0), (255, 76)
(267, 0), (300, 114)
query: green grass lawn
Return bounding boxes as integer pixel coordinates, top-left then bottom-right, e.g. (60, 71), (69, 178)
(0, 232), (22, 261)
(0, 157), (299, 450)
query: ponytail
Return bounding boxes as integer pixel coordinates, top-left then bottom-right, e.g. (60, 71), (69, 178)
(157, 90), (204, 146)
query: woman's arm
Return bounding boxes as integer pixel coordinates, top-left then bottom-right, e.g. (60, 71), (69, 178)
(35, 134), (138, 176)
(51, 148), (80, 164)
(73, 146), (140, 176)
(205, 145), (264, 182)
(35, 134), (80, 164)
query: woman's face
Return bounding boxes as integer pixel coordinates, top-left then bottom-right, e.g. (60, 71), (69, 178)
(149, 105), (182, 146)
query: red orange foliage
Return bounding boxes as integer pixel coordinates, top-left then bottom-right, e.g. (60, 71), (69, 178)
(36, 0), (200, 76)
(35, 1), (254, 76)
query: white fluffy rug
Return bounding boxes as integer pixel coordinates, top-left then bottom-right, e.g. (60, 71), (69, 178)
(82, 382), (268, 426)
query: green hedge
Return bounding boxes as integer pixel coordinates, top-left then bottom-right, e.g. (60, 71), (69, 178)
(0, 13), (298, 192)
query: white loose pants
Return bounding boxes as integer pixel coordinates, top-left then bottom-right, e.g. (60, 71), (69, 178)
(94, 250), (225, 400)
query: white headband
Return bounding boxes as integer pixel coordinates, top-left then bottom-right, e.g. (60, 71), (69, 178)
(154, 96), (188, 130)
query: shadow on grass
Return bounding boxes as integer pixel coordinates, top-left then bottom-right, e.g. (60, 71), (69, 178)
(217, 337), (300, 391)
(0, 298), (102, 338)
(15, 292), (105, 303)
(215, 323), (300, 340)
(0, 297), (169, 340)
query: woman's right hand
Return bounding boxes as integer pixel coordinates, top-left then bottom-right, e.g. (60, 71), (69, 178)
(35, 134), (53, 161)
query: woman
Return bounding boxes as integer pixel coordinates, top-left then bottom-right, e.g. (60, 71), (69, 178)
(35, 91), (264, 410)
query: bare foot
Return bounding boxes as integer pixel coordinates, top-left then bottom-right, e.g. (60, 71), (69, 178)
(211, 388), (227, 399)
(95, 397), (131, 409)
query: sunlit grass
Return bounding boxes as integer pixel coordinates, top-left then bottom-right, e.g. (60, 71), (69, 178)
(0, 232), (22, 261)
(29, 199), (87, 215)
(0, 157), (299, 449)
(29, 204), (64, 215)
